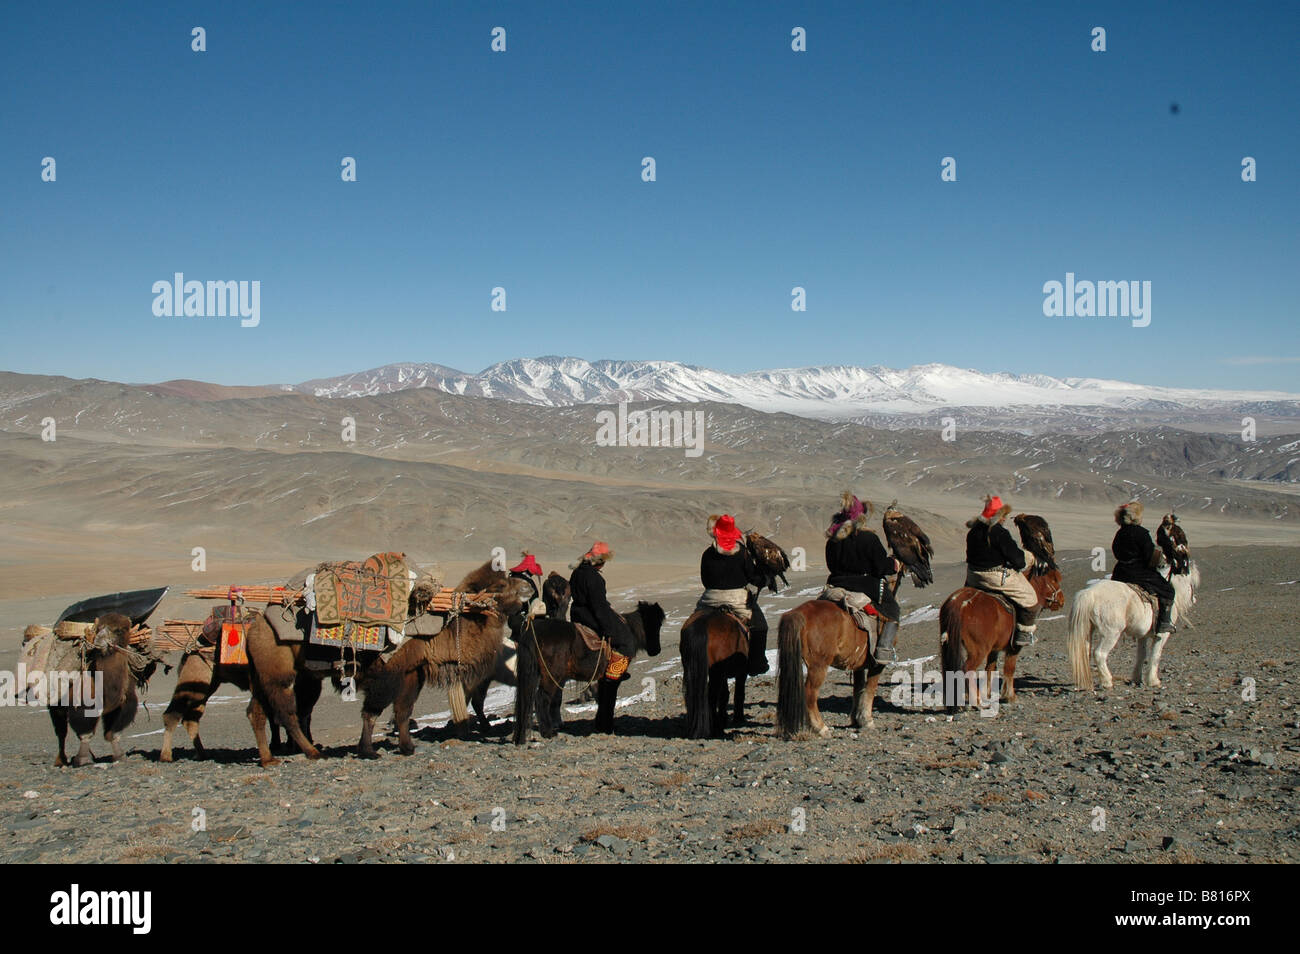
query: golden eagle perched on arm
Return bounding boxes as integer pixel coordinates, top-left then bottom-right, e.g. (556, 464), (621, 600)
(1013, 513), (1057, 574)
(1157, 514), (1190, 575)
(745, 530), (791, 594)
(882, 501), (934, 588)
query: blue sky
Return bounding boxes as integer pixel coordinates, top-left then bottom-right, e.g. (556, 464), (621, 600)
(2, 1), (1297, 391)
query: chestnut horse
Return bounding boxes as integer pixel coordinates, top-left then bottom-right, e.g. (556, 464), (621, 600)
(680, 609), (751, 738)
(939, 568), (1064, 709)
(511, 601), (664, 744)
(776, 600), (886, 739)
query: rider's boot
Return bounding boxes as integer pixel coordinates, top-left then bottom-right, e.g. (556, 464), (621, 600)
(874, 621), (900, 662)
(746, 626), (770, 676)
(1011, 606), (1039, 650)
(604, 651), (631, 683)
(1155, 598), (1176, 636)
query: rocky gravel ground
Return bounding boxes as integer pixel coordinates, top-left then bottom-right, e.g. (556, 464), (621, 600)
(2, 546), (1297, 864)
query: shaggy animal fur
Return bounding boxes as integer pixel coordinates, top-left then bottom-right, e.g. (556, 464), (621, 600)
(1115, 501), (1144, 525)
(48, 613), (141, 767)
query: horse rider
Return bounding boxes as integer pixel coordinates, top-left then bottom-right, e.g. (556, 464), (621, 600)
(825, 493), (902, 659)
(568, 541), (636, 682)
(1110, 501), (1176, 636)
(965, 495), (1040, 650)
(697, 514), (770, 676)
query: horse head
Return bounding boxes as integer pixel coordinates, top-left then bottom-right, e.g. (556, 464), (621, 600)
(634, 601), (665, 657)
(1033, 569), (1065, 611)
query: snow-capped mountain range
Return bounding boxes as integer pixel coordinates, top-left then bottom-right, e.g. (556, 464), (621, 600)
(285, 356), (1300, 420)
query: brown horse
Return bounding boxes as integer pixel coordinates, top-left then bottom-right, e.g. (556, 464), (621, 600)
(680, 609), (751, 738)
(511, 601), (664, 744)
(241, 561), (531, 765)
(939, 568), (1064, 708)
(48, 613), (154, 766)
(776, 600), (886, 739)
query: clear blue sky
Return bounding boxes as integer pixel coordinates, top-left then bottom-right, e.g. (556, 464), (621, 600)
(2, 1), (1297, 391)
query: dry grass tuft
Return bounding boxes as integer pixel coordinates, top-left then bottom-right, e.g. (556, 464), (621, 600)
(580, 823), (655, 843)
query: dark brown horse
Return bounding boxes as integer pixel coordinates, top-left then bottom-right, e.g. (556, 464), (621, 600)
(940, 568), (1064, 708)
(463, 571), (571, 731)
(48, 614), (153, 766)
(776, 600), (886, 739)
(511, 601), (664, 744)
(680, 609), (751, 738)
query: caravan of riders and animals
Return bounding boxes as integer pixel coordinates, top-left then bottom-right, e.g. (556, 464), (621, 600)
(33, 489), (1197, 764)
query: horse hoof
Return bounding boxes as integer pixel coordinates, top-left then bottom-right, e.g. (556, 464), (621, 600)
(817, 726), (832, 739)
(357, 750), (380, 760)
(303, 746), (322, 760)
(54, 755), (67, 768)
(260, 756), (282, 767)
(398, 744), (415, 757)
(72, 755), (91, 767)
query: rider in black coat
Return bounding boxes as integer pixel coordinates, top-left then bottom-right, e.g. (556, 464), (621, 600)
(699, 514), (770, 676)
(569, 542), (636, 681)
(824, 494), (903, 658)
(1110, 502), (1176, 635)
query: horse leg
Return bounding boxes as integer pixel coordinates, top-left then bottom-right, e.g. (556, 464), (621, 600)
(1146, 634), (1170, 689)
(708, 670), (726, 735)
(805, 663), (831, 738)
(470, 680), (491, 732)
(733, 673), (746, 727)
(1132, 636), (1149, 686)
(1001, 651), (1019, 703)
(538, 688), (559, 738)
(50, 708), (69, 767)
(850, 668), (868, 729)
(966, 653), (989, 709)
(594, 680), (618, 733)
(1093, 628), (1122, 690)
(864, 668), (883, 724)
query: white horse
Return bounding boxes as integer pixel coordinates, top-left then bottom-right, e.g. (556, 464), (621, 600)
(1066, 563), (1199, 690)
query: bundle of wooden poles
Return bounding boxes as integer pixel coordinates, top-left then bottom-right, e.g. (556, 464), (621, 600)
(183, 585), (499, 613)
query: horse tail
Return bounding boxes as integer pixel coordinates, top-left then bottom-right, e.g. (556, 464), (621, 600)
(776, 610), (809, 739)
(512, 622), (539, 746)
(940, 598), (967, 708)
(681, 614), (712, 739)
(1066, 589), (1095, 690)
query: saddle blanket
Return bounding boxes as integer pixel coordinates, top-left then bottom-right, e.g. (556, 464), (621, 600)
(695, 588), (751, 620)
(819, 586), (877, 632)
(313, 552), (411, 628)
(1123, 583), (1161, 634)
(309, 617), (389, 651)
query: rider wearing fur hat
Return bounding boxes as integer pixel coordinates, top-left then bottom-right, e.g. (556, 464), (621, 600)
(1111, 501), (1176, 636)
(965, 495), (1040, 649)
(825, 493), (903, 658)
(568, 542), (635, 682)
(698, 514), (771, 676)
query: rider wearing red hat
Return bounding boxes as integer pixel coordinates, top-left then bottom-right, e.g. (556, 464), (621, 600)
(965, 494), (1039, 649)
(698, 514), (770, 676)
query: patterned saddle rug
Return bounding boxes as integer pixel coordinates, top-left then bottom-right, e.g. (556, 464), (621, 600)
(313, 552), (411, 628)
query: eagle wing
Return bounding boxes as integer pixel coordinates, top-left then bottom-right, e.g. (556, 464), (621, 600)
(1161, 518), (1191, 575)
(746, 531), (791, 593)
(1014, 513), (1057, 574)
(883, 511), (934, 587)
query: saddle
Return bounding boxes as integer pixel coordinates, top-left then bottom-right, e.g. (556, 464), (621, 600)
(575, 622), (606, 654)
(968, 585), (1016, 615)
(818, 586), (877, 632)
(1123, 583), (1162, 634)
